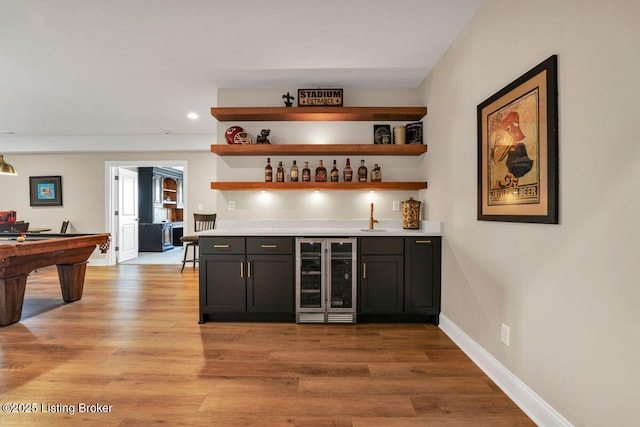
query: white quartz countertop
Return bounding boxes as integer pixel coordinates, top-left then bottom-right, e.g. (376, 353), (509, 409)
(197, 220), (442, 237)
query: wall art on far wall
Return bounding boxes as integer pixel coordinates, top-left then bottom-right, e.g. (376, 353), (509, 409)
(29, 175), (63, 207)
(477, 54), (558, 224)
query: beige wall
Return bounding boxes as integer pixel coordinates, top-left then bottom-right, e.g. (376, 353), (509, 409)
(0, 150), (217, 244)
(421, 0), (640, 425)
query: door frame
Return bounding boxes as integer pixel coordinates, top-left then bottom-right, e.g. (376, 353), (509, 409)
(104, 160), (188, 266)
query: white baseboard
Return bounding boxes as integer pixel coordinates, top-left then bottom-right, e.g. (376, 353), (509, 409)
(439, 314), (573, 427)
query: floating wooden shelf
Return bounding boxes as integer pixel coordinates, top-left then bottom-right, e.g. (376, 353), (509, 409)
(210, 106), (427, 122)
(210, 143), (427, 156)
(210, 182), (428, 191)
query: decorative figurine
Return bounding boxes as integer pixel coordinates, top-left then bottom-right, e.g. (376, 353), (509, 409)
(282, 92), (295, 107)
(256, 129), (271, 144)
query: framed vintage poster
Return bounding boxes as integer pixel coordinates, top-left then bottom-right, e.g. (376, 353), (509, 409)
(477, 55), (558, 224)
(29, 175), (63, 207)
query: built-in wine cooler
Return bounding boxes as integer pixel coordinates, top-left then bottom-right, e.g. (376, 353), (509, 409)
(296, 238), (357, 323)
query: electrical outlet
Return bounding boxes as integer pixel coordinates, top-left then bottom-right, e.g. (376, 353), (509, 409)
(501, 323), (510, 346)
(228, 200), (236, 211)
(198, 204), (203, 211)
(392, 200), (400, 211)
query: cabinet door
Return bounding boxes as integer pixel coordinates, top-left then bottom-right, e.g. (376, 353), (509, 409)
(404, 237), (441, 315)
(247, 254), (293, 313)
(162, 223), (173, 249)
(202, 254), (246, 312)
(176, 178), (184, 208)
(359, 254), (404, 314)
(152, 175), (163, 205)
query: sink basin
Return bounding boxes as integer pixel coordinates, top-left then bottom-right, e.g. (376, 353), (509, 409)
(359, 229), (387, 232)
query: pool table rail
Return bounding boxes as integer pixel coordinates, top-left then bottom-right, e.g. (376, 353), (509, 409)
(0, 233), (110, 326)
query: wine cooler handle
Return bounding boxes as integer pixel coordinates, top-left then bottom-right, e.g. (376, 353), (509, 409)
(240, 262), (244, 278)
(415, 240), (432, 244)
(362, 262), (366, 279)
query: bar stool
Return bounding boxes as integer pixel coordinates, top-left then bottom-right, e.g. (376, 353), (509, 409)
(180, 213), (216, 272)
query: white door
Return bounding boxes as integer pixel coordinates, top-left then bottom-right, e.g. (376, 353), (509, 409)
(118, 168), (139, 262)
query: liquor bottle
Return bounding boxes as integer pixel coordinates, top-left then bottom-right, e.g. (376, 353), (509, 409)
(302, 161), (311, 182)
(343, 158), (353, 182)
(290, 160), (299, 182)
(265, 157), (273, 182)
(357, 160), (368, 182)
(370, 163), (382, 182)
(276, 161), (285, 182)
(315, 160), (327, 182)
(330, 160), (339, 182)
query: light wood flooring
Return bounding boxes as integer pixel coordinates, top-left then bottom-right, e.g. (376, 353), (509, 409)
(0, 265), (534, 426)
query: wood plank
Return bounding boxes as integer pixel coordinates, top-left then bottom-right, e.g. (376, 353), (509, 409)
(210, 181), (428, 191)
(210, 106), (428, 122)
(0, 265), (534, 426)
(210, 143), (428, 156)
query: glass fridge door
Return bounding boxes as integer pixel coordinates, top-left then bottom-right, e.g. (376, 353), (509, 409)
(328, 239), (356, 314)
(297, 239), (325, 311)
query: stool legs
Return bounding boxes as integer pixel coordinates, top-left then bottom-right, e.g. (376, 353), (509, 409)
(180, 242), (199, 272)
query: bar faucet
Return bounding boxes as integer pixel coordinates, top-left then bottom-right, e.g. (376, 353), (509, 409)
(369, 202), (379, 230)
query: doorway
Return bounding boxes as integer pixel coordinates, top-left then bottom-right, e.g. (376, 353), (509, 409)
(105, 160), (188, 266)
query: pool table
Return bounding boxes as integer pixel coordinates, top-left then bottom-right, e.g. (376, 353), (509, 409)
(0, 232), (110, 326)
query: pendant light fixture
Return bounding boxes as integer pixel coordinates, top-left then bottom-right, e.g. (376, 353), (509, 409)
(0, 155), (17, 175)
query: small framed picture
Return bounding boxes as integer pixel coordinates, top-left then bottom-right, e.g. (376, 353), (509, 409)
(29, 176), (63, 207)
(406, 122), (423, 144)
(373, 124), (392, 144)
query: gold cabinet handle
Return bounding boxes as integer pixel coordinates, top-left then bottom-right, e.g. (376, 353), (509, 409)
(261, 244), (278, 248)
(247, 261), (251, 278)
(415, 240), (432, 244)
(240, 262), (244, 278)
(362, 262), (366, 279)
(214, 244), (230, 248)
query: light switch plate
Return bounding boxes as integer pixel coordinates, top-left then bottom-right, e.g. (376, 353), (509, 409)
(228, 201), (236, 211)
(392, 200), (400, 211)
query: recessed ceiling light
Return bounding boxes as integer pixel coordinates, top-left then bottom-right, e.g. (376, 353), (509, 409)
(187, 112), (199, 120)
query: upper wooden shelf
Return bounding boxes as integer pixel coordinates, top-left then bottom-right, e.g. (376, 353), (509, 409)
(210, 144), (427, 156)
(210, 106), (427, 122)
(210, 181), (428, 191)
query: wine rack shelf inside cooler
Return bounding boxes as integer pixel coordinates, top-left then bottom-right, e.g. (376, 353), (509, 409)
(300, 246), (323, 308)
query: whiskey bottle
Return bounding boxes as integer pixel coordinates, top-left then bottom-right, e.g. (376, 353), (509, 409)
(290, 160), (299, 182)
(302, 161), (311, 182)
(330, 160), (339, 182)
(343, 158), (353, 182)
(265, 157), (273, 182)
(357, 160), (368, 182)
(371, 163), (382, 182)
(276, 161), (285, 182)
(315, 160), (327, 182)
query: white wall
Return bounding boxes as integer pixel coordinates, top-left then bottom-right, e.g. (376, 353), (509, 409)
(421, 0), (640, 425)
(214, 88), (428, 221)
